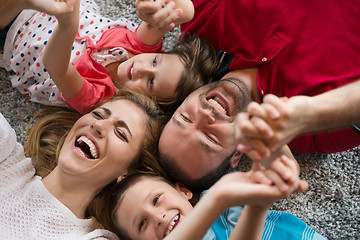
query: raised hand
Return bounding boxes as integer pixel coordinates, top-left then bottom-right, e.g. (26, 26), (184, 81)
(235, 94), (309, 161)
(24, 0), (77, 16)
(135, 0), (183, 34)
(207, 155), (307, 209)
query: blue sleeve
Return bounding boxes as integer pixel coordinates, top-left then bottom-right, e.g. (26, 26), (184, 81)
(203, 206), (326, 240)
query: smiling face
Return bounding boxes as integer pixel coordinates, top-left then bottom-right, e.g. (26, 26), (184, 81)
(58, 99), (148, 187)
(159, 79), (251, 181)
(115, 176), (193, 240)
(116, 53), (184, 102)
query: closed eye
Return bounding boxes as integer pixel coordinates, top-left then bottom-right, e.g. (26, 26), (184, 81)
(115, 128), (129, 142)
(180, 113), (192, 123)
(205, 133), (218, 144)
(92, 111), (104, 119)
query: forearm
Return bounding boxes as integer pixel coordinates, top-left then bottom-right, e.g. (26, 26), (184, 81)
(229, 205), (268, 240)
(297, 80), (360, 134)
(164, 193), (224, 240)
(43, 3), (82, 98)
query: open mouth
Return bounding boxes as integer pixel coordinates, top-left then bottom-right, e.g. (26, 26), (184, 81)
(163, 214), (180, 238)
(75, 136), (99, 159)
(206, 93), (229, 116)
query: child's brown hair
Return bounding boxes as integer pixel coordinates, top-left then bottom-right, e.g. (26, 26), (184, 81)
(160, 32), (218, 113)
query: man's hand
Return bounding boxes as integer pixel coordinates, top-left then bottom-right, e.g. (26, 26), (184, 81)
(235, 94), (310, 161)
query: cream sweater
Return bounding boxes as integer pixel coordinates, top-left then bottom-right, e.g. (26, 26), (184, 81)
(0, 114), (118, 240)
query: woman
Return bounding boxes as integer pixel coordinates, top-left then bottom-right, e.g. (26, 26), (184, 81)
(0, 89), (163, 239)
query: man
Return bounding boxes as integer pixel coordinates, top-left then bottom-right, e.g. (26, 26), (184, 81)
(137, 0), (360, 189)
(158, 71), (294, 190)
(158, 71), (360, 191)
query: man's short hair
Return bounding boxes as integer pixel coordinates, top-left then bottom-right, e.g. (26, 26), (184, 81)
(158, 151), (236, 193)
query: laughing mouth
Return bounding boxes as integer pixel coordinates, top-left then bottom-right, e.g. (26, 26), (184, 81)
(75, 136), (99, 159)
(164, 214), (180, 238)
(206, 93), (229, 116)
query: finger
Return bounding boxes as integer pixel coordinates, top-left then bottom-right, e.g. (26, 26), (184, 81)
(251, 170), (272, 185)
(269, 156), (295, 183)
(245, 139), (271, 160)
(278, 155), (299, 182)
(136, 0), (165, 13)
(250, 116), (274, 138)
(261, 102), (281, 120)
(247, 102), (267, 118)
(264, 169), (290, 193)
(297, 180), (309, 192)
(263, 94), (290, 118)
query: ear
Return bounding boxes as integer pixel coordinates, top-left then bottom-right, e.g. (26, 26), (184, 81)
(175, 182), (193, 200)
(116, 171), (128, 183)
(230, 151), (243, 169)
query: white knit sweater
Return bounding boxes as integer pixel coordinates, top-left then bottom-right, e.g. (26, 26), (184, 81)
(0, 114), (119, 240)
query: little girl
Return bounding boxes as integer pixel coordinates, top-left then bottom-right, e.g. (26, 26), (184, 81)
(88, 155), (325, 240)
(2, 0), (217, 113)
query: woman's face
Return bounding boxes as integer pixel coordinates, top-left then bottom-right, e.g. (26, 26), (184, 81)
(58, 99), (148, 186)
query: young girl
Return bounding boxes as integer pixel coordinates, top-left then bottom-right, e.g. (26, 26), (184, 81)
(90, 156), (325, 240)
(2, 0), (217, 114)
(0, 89), (163, 239)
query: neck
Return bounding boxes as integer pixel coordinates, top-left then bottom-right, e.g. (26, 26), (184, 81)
(222, 67), (260, 103)
(42, 168), (101, 219)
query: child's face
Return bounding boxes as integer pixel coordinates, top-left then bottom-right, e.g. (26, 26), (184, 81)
(117, 53), (184, 102)
(115, 177), (193, 240)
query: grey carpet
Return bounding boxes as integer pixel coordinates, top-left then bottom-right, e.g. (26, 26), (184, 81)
(0, 0), (359, 239)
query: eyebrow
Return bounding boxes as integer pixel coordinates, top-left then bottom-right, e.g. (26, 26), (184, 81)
(99, 107), (133, 139)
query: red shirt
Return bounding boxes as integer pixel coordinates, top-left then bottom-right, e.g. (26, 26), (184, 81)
(182, 0), (360, 153)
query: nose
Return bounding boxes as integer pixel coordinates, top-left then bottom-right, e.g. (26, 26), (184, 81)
(196, 107), (216, 128)
(136, 64), (154, 80)
(91, 119), (109, 137)
(152, 211), (166, 227)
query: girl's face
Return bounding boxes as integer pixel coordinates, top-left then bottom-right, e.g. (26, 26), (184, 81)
(116, 177), (193, 240)
(117, 53), (184, 102)
(58, 99), (148, 186)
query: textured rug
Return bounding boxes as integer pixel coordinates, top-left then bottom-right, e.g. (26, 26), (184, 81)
(0, 0), (359, 239)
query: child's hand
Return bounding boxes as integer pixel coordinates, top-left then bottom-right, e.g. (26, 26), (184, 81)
(207, 159), (308, 210)
(250, 155), (308, 196)
(24, 0), (77, 16)
(135, 0), (183, 34)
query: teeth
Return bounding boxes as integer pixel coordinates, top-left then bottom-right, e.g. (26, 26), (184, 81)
(165, 215), (179, 236)
(77, 136), (99, 159)
(208, 98), (226, 114)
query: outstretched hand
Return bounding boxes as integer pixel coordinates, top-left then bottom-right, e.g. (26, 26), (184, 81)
(135, 0), (183, 35)
(208, 155), (308, 209)
(24, 0), (77, 16)
(235, 94), (310, 161)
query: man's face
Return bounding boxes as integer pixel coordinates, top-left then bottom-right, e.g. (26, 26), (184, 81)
(159, 79), (250, 181)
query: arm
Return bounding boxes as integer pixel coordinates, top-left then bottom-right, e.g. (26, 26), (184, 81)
(236, 79), (360, 158)
(42, 0), (84, 99)
(135, 0), (194, 45)
(164, 156), (307, 240)
(0, 0), (77, 29)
